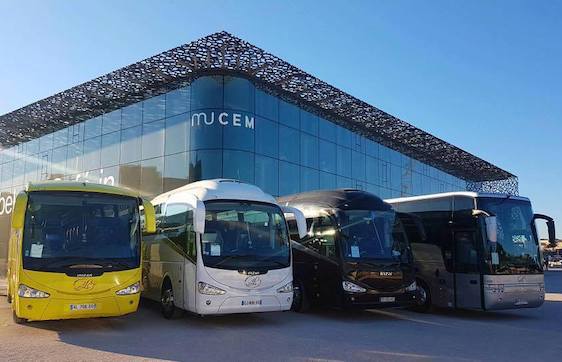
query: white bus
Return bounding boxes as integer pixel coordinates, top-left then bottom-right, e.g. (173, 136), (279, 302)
(387, 192), (556, 311)
(141, 179), (306, 317)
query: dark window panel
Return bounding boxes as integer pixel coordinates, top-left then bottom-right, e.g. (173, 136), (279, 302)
(190, 110), (224, 150)
(278, 125), (299, 163)
(224, 76), (255, 112)
(366, 139), (379, 158)
(143, 94), (166, 123)
(191, 76), (223, 110)
(223, 114), (255, 152)
(255, 89), (278, 121)
(223, 150), (254, 184)
(300, 110), (318, 136)
(319, 171), (336, 190)
(279, 161), (299, 196)
(318, 118), (336, 143)
(164, 152), (189, 192)
(140, 157), (164, 199)
(102, 109), (122, 134)
(336, 145), (351, 177)
(121, 126), (142, 164)
(352, 151), (366, 181)
(166, 86), (190, 117)
(337, 176), (352, 189)
(122, 102), (143, 129)
(165, 114), (189, 155)
(255, 155), (279, 196)
(300, 133), (318, 169)
(189, 150), (222, 182)
(319, 139), (336, 174)
(337, 126), (352, 148)
(279, 100), (299, 129)
(142, 120), (165, 160)
(300, 167), (319, 192)
(101, 131), (121, 168)
(255, 117), (278, 158)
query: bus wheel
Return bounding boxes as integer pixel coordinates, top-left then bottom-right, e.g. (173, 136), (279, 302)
(412, 280), (432, 313)
(12, 311), (26, 325)
(6, 290), (12, 304)
(160, 280), (180, 319)
(291, 281), (310, 313)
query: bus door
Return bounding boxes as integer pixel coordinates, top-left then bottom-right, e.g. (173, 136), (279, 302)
(453, 230), (482, 309)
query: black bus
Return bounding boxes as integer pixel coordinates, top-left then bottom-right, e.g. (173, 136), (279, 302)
(278, 189), (418, 311)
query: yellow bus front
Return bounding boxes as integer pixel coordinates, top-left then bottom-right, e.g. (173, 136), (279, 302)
(9, 185), (151, 322)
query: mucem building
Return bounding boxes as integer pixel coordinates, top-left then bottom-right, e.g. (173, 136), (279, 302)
(0, 32), (518, 276)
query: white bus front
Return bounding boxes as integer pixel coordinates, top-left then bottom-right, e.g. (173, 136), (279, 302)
(195, 200), (295, 315)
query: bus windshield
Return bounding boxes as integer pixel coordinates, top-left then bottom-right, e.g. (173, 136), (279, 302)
(338, 210), (401, 261)
(22, 192), (141, 272)
(201, 201), (290, 270)
(477, 197), (541, 274)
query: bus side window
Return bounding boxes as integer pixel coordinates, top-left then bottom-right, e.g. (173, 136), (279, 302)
(286, 219), (301, 241)
(302, 216), (337, 260)
(186, 210), (197, 259)
(161, 203), (189, 255)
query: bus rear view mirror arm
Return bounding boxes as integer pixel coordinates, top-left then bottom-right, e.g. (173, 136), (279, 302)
(281, 206), (307, 239)
(533, 214), (556, 245)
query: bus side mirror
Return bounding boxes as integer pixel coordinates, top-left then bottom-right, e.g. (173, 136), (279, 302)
(281, 206), (307, 239)
(193, 201), (206, 235)
(485, 216), (498, 244)
(142, 200), (156, 234)
(534, 214), (556, 246)
(11, 192), (28, 229)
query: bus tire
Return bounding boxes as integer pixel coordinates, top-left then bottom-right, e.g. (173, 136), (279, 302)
(412, 279), (432, 313)
(12, 310), (26, 324)
(6, 289), (12, 304)
(291, 280), (310, 313)
(160, 279), (181, 319)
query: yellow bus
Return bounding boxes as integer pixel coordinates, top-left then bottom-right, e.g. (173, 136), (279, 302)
(6, 181), (155, 323)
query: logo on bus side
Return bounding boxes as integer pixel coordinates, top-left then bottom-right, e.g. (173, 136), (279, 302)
(244, 276), (262, 288)
(73, 279), (96, 291)
(380, 271), (393, 276)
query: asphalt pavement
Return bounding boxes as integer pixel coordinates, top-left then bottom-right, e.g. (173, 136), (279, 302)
(1, 271), (561, 362)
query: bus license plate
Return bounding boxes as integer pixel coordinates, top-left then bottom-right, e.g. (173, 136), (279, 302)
(380, 297), (395, 303)
(241, 300), (262, 306)
(70, 303), (97, 311)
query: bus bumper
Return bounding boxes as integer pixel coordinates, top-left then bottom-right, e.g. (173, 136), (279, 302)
(14, 294), (140, 322)
(197, 293), (293, 315)
(483, 274), (545, 310)
(342, 291), (418, 309)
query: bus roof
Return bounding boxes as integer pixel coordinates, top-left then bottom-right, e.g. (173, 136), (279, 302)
(278, 189), (391, 212)
(151, 179), (277, 205)
(25, 181), (142, 199)
(386, 191), (530, 204)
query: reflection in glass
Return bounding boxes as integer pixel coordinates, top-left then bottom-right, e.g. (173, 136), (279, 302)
(191, 76), (223, 110)
(224, 76), (254, 112)
(189, 150), (222, 183)
(279, 161), (299, 196)
(223, 117), (254, 152)
(255, 89), (278, 121)
(83, 137), (101, 171)
(300, 110), (318, 136)
(165, 114), (189, 155)
(319, 171), (337, 190)
(140, 157), (164, 198)
(164, 152), (189, 192)
(119, 163), (141, 192)
(255, 155), (278, 196)
(337, 146), (351, 177)
(300, 166), (319, 192)
(142, 120), (165, 160)
(166, 86), (190, 117)
(121, 126), (142, 164)
(143, 94), (166, 123)
(279, 100), (299, 129)
(319, 139), (336, 174)
(103, 110), (121, 134)
(85, 116), (102, 139)
(255, 117), (278, 158)
(279, 125), (299, 163)
(190, 110), (223, 150)
(122, 102), (143, 129)
(101, 131), (121, 168)
(318, 118), (336, 142)
(223, 150), (254, 183)
(300, 133), (318, 169)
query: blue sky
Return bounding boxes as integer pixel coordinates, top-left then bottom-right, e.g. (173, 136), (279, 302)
(0, 1), (560, 237)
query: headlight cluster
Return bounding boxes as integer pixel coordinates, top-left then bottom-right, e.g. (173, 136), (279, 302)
(485, 284), (505, 293)
(342, 280), (366, 293)
(198, 282), (226, 295)
(116, 282), (141, 295)
(276, 282), (293, 293)
(405, 281), (417, 292)
(18, 284), (50, 298)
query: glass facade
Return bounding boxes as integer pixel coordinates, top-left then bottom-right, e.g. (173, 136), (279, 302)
(0, 75), (467, 202)
(0, 75), (467, 275)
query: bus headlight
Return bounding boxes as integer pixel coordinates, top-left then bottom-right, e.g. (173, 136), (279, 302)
(116, 282), (141, 295)
(277, 282), (293, 293)
(406, 281), (417, 292)
(18, 284), (50, 298)
(198, 282), (226, 295)
(342, 281), (366, 293)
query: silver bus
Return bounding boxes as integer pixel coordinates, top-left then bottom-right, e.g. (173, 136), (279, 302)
(387, 192), (556, 311)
